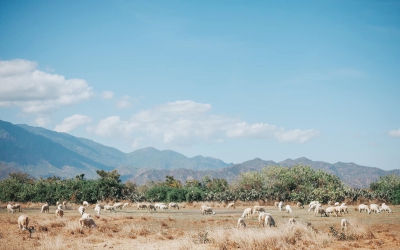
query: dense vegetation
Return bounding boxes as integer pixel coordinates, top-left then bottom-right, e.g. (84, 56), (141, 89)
(1, 165), (399, 205)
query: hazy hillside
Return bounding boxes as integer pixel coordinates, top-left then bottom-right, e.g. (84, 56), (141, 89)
(1, 119), (399, 188)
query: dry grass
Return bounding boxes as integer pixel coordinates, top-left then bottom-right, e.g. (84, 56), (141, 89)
(0, 202), (400, 249)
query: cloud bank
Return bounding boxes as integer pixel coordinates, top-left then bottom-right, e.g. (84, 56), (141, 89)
(389, 129), (400, 138)
(88, 100), (320, 147)
(0, 59), (92, 114)
(54, 114), (93, 133)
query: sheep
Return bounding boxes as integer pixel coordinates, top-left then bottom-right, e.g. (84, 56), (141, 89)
(7, 204), (13, 213)
(237, 217), (246, 228)
(370, 204), (381, 213)
(325, 206), (337, 216)
(285, 204), (293, 213)
(309, 201), (319, 208)
(381, 203), (393, 213)
(263, 215), (276, 227)
(253, 206), (265, 214)
(339, 205), (348, 214)
(122, 203), (129, 209)
(148, 204), (156, 212)
(113, 202), (123, 210)
(334, 202), (340, 206)
(278, 201), (284, 211)
(308, 203), (321, 212)
(56, 209), (64, 217)
(314, 206), (328, 217)
(11, 204), (21, 212)
(83, 201), (89, 207)
(41, 203), (50, 213)
(18, 215), (35, 237)
(202, 206), (215, 215)
(94, 204), (101, 215)
(78, 206), (85, 215)
(169, 202), (180, 210)
(297, 202), (304, 209)
(258, 212), (272, 227)
(79, 217), (97, 229)
(288, 217), (296, 225)
(81, 212), (92, 219)
(160, 204), (170, 211)
(227, 202), (236, 209)
(334, 206), (346, 216)
(241, 208), (252, 218)
(137, 203), (148, 210)
(341, 218), (350, 230)
(358, 204), (371, 214)
(104, 204), (116, 213)
(155, 203), (166, 209)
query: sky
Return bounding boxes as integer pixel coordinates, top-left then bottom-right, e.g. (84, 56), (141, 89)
(0, 1), (399, 170)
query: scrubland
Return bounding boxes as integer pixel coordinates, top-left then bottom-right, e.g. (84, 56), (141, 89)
(1, 201), (399, 249)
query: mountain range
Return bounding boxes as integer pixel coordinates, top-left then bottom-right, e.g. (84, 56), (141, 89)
(0, 119), (399, 188)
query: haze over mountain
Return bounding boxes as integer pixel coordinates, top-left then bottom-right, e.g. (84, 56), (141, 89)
(1, 120), (399, 188)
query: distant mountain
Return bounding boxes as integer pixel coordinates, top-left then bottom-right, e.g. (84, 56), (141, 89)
(0, 119), (399, 188)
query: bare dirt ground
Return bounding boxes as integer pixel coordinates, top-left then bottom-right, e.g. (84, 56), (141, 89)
(1, 201), (400, 249)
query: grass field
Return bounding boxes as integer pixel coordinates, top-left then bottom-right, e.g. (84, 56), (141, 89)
(1, 201), (400, 249)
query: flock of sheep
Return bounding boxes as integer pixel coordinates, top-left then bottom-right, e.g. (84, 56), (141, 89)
(6, 199), (394, 238)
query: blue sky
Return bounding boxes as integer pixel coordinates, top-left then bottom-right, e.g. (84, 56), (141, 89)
(1, 1), (399, 170)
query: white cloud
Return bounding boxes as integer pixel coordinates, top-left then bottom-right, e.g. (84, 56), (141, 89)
(54, 114), (93, 133)
(389, 129), (400, 137)
(88, 100), (320, 147)
(34, 116), (51, 127)
(102, 91), (114, 100)
(116, 95), (133, 109)
(0, 59), (93, 114)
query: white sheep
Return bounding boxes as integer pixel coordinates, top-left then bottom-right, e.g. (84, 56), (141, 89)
(159, 204), (169, 211)
(83, 201), (89, 207)
(381, 203), (393, 213)
(370, 204), (381, 213)
(169, 202), (180, 210)
(278, 201), (284, 211)
(358, 204), (371, 214)
(341, 218), (350, 230)
(155, 202), (166, 209)
(81, 212), (92, 219)
(285, 204), (293, 213)
(309, 201), (319, 208)
(79, 217), (97, 229)
(7, 204), (13, 213)
(237, 217), (246, 228)
(94, 204), (101, 215)
(227, 202), (236, 209)
(113, 202), (123, 210)
(325, 206), (337, 216)
(41, 203), (49, 213)
(202, 206), (215, 215)
(104, 204), (116, 213)
(258, 212), (272, 227)
(253, 206), (265, 214)
(263, 215), (276, 227)
(314, 206), (328, 217)
(308, 203), (321, 212)
(242, 208), (252, 218)
(78, 206), (85, 215)
(18, 214), (29, 230)
(55, 209), (64, 218)
(122, 203), (129, 209)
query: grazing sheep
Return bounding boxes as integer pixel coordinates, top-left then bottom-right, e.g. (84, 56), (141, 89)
(339, 205), (348, 214)
(159, 204), (169, 211)
(309, 201), (319, 208)
(288, 217), (296, 225)
(278, 201), (284, 211)
(137, 203), (148, 210)
(169, 202), (180, 210)
(308, 203), (321, 212)
(370, 204), (381, 213)
(81, 212), (92, 219)
(253, 206), (265, 214)
(334, 206), (347, 216)
(297, 202), (304, 209)
(79, 217), (97, 229)
(7, 204), (13, 213)
(113, 202), (123, 210)
(264, 215), (276, 227)
(55, 209), (64, 217)
(325, 206), (337, 216)
(41, 203), (50, 213)
(122, 203), (129, 209)
(202, 206), (215, 215)
(78, 206), (85, 215)
(358, 204), (371, 214)
(18, 214), (29, 230)
(334, 202), (340, 206)
(285, 205), (293, 213)
(314, 207), (328, 217)
(155, 203), (166, 209)
(227, 202), (236, 209)
(11, 204), (21, 212)
(258, 212), (272, 227)
(94, 204), (101, 215)
(242, 208), (252, 218)
(237, 217), (246, 228)
(148, 204), (156, 212)
(381, 203), (393, 213)
(104, 204), (116, 213)
(341, 218), (350, 230)
(83, 201), (89, 207)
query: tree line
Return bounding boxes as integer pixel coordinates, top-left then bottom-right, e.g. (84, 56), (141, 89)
(1, 165), (400, 205)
